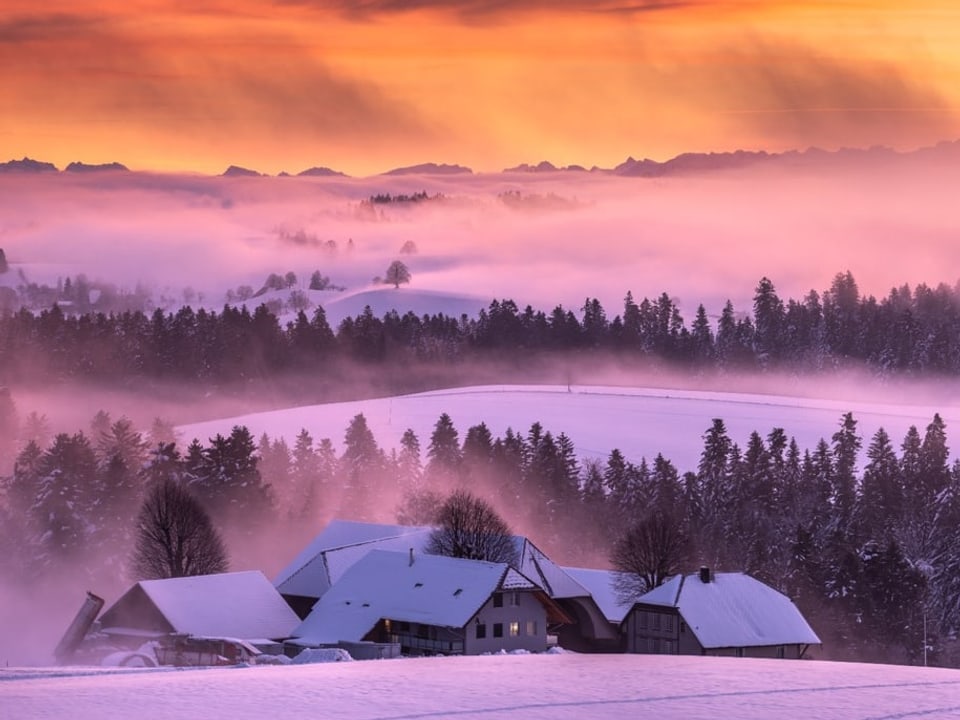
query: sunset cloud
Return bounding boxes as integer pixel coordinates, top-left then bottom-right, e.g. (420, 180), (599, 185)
(1, 1), (958, 174)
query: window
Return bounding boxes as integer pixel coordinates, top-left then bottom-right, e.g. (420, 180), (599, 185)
(509, 592), (519, 607)
(777, 645), (785, 659)
(665, 615), (673, 632)
(476, 623), (486, 639)
(736, 648), (745, 658)
(509, 621), (519, 637)
(652, 613), (661, 630)
(680, 621), (686, 634)
(493, 593), (503, 608)
(639, 611), (648, 629)
(526, 620), (537, 636)
(493, 623), (503, 638)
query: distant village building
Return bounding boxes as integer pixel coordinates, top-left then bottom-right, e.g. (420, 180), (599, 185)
(622, 567), (821, 658)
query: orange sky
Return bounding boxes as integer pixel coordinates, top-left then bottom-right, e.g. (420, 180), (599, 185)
(2, 1), (959, 175)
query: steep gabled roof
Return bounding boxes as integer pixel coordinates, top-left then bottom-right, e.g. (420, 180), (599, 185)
(292, 550), (541, 645)
(274, 520), (433, 599)
(99, 571), (301, 641)
(634, 572), (821, 649)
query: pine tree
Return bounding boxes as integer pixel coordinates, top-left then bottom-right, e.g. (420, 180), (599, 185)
(857, 427), (901, 540)
(831, 412), (861, 529)
(425, 413), (462, 486)
(340, 413), (384, 517)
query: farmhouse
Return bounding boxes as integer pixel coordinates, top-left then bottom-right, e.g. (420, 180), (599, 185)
(622, 567), (821, 658)
(274, 519), (617, 650)
(96, 570), (301, 651)
(288, 549), (572, 656)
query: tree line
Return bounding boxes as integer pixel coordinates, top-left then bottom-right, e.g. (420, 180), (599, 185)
(2, 403), (959, 666)
(4, 271), (960, 384)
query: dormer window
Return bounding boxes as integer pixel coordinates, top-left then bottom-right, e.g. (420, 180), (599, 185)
(454, 588), (463, 596)
(414, 582), (423, 588)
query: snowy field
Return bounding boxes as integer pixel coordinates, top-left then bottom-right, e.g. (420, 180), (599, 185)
(3, 653), (960, 720)
(177, 384), (960, 471)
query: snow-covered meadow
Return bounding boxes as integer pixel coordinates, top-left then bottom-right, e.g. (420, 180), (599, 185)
(177, 384), (960, 472)
(3, 652), (960, 719)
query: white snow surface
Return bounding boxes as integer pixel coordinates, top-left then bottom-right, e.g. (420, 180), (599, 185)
(4, 653), (960, 719)
(320, 286), (489, 328)
(292, 550), (532, 645)
(638, 572), (821, 649)
(176, 384), (960, 472)
(101, 571), (300, 641)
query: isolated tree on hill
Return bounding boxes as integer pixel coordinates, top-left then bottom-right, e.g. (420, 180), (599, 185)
(384, 260), (411, 289)
(131, 477), (228, 580)
(426, 489), (518, 565)
(611, 511), (692, 605)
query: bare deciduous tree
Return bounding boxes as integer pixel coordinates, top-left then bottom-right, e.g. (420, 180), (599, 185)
(426, 489), (518, 565)
(384, 260), (411, 289)
(611, 512), (691, 605)
(131, 478), (228, 580)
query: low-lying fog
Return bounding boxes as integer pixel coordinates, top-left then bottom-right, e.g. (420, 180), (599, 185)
(2, 158), (959, 324)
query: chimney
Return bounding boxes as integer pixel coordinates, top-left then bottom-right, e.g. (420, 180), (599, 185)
(409, 547), (415, 566)
(699, 566), (711, 584)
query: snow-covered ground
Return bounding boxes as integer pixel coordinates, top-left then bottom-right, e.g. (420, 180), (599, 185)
(177, 384), (960, 470)
(3, 653), (960, 719)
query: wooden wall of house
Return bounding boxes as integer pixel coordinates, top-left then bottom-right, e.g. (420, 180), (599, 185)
(465, 590), (547, 655)
(624, 605), (687, 654)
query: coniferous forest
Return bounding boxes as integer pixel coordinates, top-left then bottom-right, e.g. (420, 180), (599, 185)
(2, 270), (960, 666)
(3, 272), (960, 386)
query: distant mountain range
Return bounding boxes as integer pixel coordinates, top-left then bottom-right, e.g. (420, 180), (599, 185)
(3, 140), (959, 178)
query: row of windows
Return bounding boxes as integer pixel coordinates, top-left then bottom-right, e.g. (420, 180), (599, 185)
(476, 620), (537, 639)
(491, 592), (521, 608)
(636, 611), (677, 632)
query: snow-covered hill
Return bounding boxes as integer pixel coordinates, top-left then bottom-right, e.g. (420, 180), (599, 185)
(176, 384), (960, 471)
(2, 653), (959, 719)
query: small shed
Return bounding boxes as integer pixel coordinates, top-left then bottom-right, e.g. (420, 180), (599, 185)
(97, 570), (301, 648)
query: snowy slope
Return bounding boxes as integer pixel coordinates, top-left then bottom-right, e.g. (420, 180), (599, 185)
(176, 384), (960, 472)
(319, 286), (488, 328)
(3, 653), (960, 719)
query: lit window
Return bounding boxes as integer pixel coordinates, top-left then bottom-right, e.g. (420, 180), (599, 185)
(509, 622), (519, 637)
(476, 623), (486, 639)
(493, 623), (503, 638)
(526, 620), (537, 636)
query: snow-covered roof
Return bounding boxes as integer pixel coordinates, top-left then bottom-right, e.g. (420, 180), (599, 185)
(561, 567), (634, 624)
(292, 550), (538, 645)
(100, 571), (301, 641)
(634, 572), (821, 648)
(275, 519), (589, 605)
(274, 520), (433, 599)
(514, 540), (590, 600)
